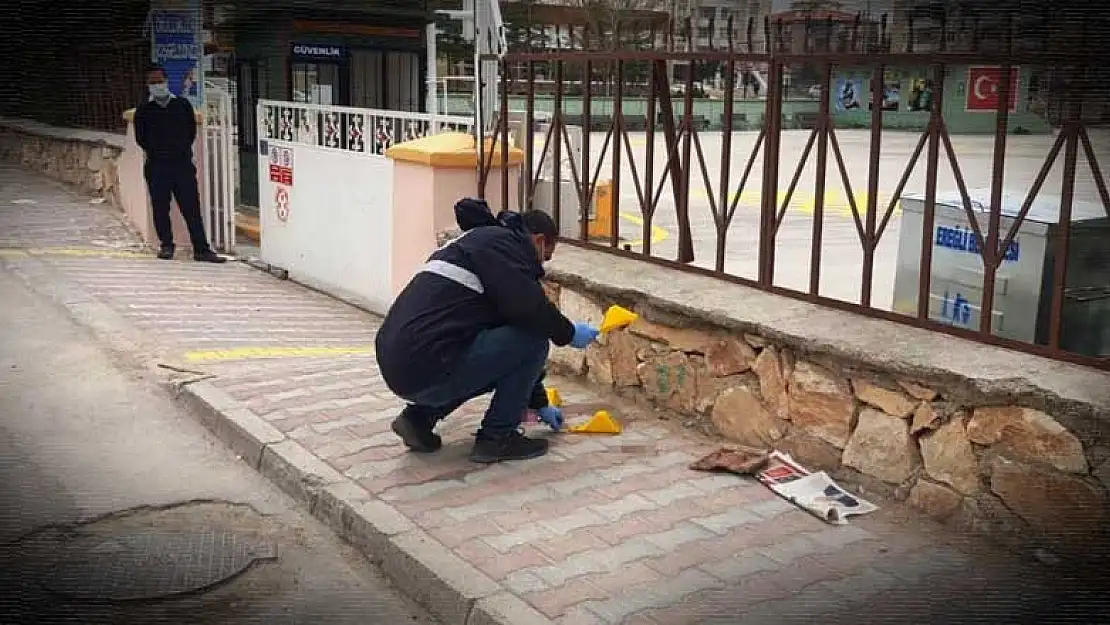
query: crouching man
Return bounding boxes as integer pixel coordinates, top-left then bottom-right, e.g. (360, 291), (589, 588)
(374, 199), (599, 464)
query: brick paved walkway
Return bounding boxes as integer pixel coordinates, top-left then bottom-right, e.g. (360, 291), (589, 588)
(0, 164), (1078, 624)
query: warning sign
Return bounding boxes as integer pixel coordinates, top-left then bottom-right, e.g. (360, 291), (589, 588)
(275, 186), (290, 222)
(268, 145), (294, 186)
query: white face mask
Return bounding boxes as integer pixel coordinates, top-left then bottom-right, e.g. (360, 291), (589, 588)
(149, 83), (170, 100)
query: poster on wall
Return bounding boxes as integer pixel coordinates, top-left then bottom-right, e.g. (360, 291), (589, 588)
(150, 8), (204, 108)
(869, 71), (901, 112)
(904, 76), (934, 112)
(834, 76), (863, 113)
(966, 66), (1020, 112)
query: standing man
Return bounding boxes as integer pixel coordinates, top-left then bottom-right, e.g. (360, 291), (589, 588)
(374, 199), (599, 464)
(134, 64), (225, 263)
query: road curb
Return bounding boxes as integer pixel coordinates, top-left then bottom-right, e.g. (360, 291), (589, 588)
(180, 380), (554, 625)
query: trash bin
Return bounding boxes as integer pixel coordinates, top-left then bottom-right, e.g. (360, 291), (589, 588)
(891, 189), (1110, 357)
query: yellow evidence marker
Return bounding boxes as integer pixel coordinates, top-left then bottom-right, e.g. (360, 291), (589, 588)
(600, 305), (638, 334)
(546, 387), (563, 408)
(568, 410), (622, 434)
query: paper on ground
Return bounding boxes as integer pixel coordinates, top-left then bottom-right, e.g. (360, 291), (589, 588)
(756, 451), (878, 525)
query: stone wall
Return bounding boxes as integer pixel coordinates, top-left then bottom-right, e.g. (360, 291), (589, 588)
(0, 118), (125, 206)
(544, 280), (1110, 555)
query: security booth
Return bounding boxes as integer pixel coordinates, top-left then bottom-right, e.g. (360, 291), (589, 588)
(224, 1), (431, 207)
(892, 191), (1110, 357)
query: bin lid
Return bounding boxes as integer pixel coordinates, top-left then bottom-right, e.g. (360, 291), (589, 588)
(901, 189), (1108, 225)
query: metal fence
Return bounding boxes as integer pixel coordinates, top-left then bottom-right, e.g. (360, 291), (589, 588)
(477, 16), (1110, 370)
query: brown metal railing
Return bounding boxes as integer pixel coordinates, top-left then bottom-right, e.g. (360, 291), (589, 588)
(477, 15), (1110, 370)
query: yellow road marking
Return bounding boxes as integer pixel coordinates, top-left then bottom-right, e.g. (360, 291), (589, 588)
(184, 345), (375, 363)
(689, 188), (900, 218)
(0, 247), (151, 259)
(618, 212), (669, 247)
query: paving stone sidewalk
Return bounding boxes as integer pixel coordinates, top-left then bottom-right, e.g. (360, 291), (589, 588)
(0, 165), (1088, 624)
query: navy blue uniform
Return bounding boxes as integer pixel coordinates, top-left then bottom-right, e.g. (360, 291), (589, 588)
(133, 95), (212, 253)
(375, 200), (575, 399)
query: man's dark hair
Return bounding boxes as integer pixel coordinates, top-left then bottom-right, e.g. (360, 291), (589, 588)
(147, 64), (166, 76)
(520, 210), (558, 240)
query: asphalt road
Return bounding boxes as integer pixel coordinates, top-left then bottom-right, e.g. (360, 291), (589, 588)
(0, 266), (438, 625)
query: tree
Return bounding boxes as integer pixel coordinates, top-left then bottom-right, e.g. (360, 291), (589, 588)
(570, 0), (667, 50)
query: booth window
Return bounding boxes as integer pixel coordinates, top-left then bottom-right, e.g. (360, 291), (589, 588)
(291, 62), (340, 105)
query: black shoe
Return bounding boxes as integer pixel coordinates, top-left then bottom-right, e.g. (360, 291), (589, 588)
(194, 251), (227, 264)
(469, 430), (549, 464)
(157, 245), (175, 260)
(391, 409), (443, 453)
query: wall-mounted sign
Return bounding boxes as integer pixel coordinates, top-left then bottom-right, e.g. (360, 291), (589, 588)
(151, 7), (204, 108)
(268, 145), (294, 186)
(275, 186), (291, 223)
(291, 43), (348, 60)
(966, 66), (1020, 113)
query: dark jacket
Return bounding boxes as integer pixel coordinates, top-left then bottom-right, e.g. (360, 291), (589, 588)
(375, 199), (575, 397)
(134, 96), (197, 164)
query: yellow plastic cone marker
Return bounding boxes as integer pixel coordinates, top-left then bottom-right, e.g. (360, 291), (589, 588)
(546, 387), (563, 408)
(600, 305), (638, 334)
(568, 410), (622, 434)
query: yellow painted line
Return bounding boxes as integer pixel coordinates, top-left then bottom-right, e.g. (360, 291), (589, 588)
(0, 247), (152, 259)
(0, 249), (28, 258)
(689, 189), (900, 218)
(618, 212), (669, 247)
(184, 345), (375, 363)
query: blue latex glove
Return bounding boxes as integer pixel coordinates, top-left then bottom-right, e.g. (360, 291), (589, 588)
(569, 322), (600, 349)
(537, 406), (564, 432)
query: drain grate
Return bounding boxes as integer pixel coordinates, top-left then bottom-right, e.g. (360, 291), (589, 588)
(41, 527), (278, 601)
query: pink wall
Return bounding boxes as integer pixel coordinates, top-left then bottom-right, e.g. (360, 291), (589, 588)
(389, 163), (520, 296)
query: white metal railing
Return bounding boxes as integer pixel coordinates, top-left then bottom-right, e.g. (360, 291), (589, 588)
(203, 86), (236, 253)
(258, 100), (473, 157)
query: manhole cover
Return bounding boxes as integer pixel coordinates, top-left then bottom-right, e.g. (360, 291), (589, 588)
(41, 527), (277, 601)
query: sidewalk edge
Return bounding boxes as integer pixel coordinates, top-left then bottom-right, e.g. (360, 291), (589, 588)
(179, 380), (554, 625)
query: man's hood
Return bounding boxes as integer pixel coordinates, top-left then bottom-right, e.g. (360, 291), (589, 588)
(453, 198), (544, 277)
(454, 197), (529, 237)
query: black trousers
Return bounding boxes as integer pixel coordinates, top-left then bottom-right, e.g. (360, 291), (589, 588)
(144, 159), (211, 253)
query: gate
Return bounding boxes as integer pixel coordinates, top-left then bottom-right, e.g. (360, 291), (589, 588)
(202, 85), (236, 253)
(477, 13), (1110, 370)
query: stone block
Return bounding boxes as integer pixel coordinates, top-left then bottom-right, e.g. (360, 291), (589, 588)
(967, 406), (1088, 474)
(711, 384), (785, 449)
(920, 416), (981, 495)
(752, 346), (788, 420)
(638, 350), (699, 414)
(989, 456), (1108, 544)
(842, 409), (920, 484)
(628, 318), (714, 353)
(1096, 461), (1110, 493)
(907, 480), (963, 521)
(584, 343), (613, 387)
(788, 361), (855, 448)
(898, 380), (939, 401)
(775, 432), (843, 473)
(744, 333), (767, 348)
(541, 280), (561, 306)
(852, 379), (917, 418)
(705, 336), (755, 377)
(607, 329), (646, 388)
(551, 289), (604, 375)
(910, 402), (941, 435)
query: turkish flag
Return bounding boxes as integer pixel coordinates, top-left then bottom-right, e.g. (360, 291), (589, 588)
(966, 66), (1020, 112)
